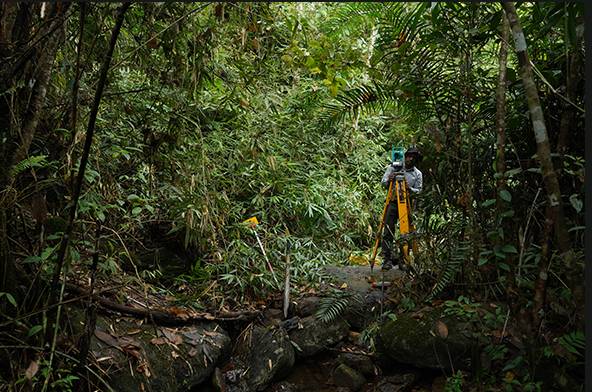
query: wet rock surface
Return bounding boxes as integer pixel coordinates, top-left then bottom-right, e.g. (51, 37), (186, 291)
(68, 265), (453, 392)
(221, 324), (295, 392)
(288, 315), (349, 357)
(376, 306), (477, 370)
(67, 307), (231, 392)
(337, 353), (375, 377)
(333, 363), (366, 391)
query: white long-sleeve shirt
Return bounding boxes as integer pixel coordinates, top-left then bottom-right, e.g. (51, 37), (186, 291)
(381, 164), (423, 194)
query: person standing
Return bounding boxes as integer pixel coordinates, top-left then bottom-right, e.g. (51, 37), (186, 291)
(380, 147), (423, 270)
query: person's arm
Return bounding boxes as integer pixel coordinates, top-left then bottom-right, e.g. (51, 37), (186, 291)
(408, 170), (423, 193)
(381, 165), (394, 188)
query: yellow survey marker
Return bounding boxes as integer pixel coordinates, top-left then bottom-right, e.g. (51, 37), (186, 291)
(243, 216), (279, 288)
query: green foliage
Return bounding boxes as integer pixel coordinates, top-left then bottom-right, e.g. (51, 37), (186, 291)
(11, 155), (50, 177)
(315, 289), (362, 324)
(445, 370), (465, 392)
(0, 2), (585, 391)
(0, 292), (17, 308)
(443, 295), (480, 321)
(558, 331), (584, 358)
(427, 241), (470, 302)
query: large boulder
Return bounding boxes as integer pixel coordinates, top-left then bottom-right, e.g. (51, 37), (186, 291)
(332, 363), (366, 391)
(222, 324), (295, 392)
(376, 307), (477, 371)
(288, 315), (349, 357)
(337, 353), (375, 377)
(68, 307), (231, 392)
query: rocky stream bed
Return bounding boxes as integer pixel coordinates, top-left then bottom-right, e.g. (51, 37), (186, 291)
(68, 265), (481, 392)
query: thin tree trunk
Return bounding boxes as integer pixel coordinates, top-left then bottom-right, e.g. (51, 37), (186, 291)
(67, 3), (87, 194)
(532, 206), (553, 333)
(502, 2), (571, 254)
(556, 16), (584, 156)
(46, 2), (131, 340)
(495, 15), (509, 213)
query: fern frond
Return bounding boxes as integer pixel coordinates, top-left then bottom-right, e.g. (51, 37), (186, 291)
(11, 155), (48, 177)
(315, 290), (362, 323)
(558, 331), (585, 357)
(427, 240), (470, 301)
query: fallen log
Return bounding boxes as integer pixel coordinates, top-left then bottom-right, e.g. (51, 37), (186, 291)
(66, 283), (259, 325)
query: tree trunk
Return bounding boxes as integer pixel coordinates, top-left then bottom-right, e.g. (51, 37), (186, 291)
(502, 2), (571, 254)
(556, 15), (584, 156)
(495, 15), (509, 213)
(0, 3), (68, 296)
(12, 21), (64, 165)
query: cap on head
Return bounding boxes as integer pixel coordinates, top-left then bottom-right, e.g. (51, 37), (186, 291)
(405, 146), (421, 159)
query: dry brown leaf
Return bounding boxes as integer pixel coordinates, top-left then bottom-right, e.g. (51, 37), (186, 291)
(203, 330), (221, 338)
(150, 337), (167, 345)
(25, 359), (39, 380)
(411, 312), (424, 320)
(95, 329), (119, 348)
(169, 306), (191, 320)
(162, 329), (183, 345)
(435, 320), (448, 339)
(119, 336), (140, 348)
(137, 361), (151, 378)
(124, 348), (142, 360)
(188, 348), (199, 357)
(171, 351), (180, 359)
(127, 329), (142, 335)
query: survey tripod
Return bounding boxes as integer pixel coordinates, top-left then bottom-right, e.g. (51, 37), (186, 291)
(369, 147), (418, 273)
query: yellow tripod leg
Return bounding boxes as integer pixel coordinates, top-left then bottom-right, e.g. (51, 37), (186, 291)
(369, 180), (394, 271)
(395, 177), (411, 264)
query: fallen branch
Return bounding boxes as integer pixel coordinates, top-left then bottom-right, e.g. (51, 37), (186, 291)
(65, 284), (259, 325)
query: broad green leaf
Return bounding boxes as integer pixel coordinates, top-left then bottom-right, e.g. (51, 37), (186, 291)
(499, 190), (511, 202)
(3, 293), (17, 308)
(481, 199), (495, 208)
(28, 325), (43, 337)
(501, 245), (518, 254)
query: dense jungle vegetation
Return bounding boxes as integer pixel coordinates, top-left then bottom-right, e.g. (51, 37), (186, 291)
(0, 2), (585, 391)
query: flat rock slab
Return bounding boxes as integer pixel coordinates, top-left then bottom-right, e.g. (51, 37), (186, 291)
(322, 265), (404, 296)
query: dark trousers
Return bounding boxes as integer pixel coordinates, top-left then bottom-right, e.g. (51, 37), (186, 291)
(381, 201), (400, 263)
